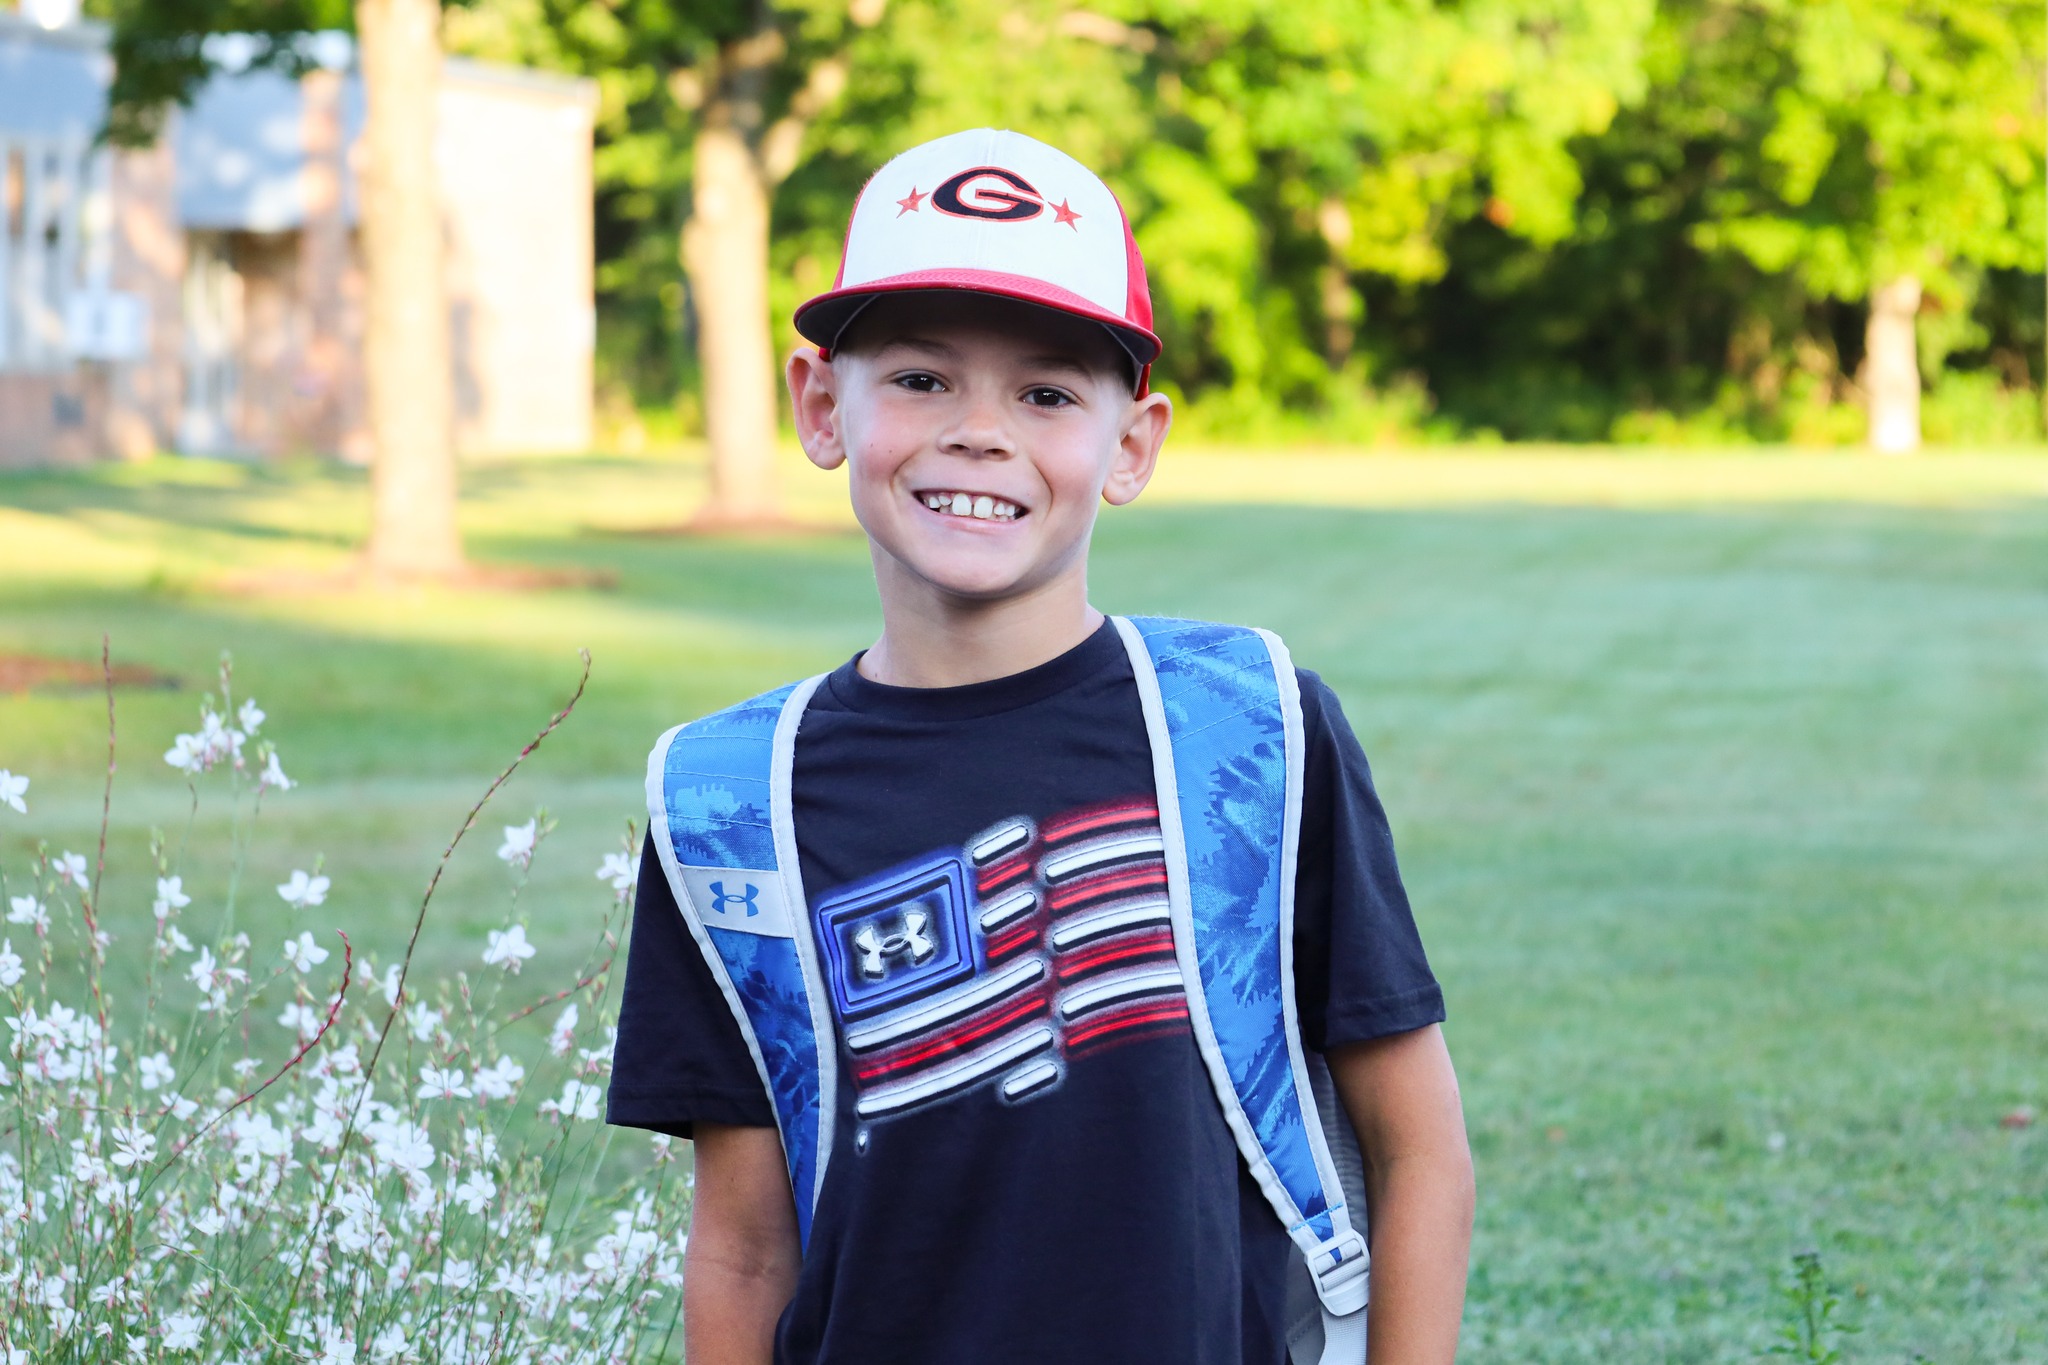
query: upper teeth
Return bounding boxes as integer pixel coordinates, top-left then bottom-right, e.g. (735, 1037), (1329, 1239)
(923, 492), (1020, 521)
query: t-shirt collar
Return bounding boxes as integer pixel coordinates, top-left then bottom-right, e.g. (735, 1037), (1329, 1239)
(824, 616), (1124, 722)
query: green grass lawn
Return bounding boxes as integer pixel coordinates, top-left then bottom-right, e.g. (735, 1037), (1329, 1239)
(3, 446), (2045, 1361)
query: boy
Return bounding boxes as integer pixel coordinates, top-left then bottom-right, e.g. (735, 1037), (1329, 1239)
(608, 129), (1474, 1365)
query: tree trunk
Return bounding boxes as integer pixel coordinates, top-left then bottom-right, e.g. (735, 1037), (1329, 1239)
(1863, 274), (1922, 455)
(682, 116), (781, 525)
(357, 0), (463, 576)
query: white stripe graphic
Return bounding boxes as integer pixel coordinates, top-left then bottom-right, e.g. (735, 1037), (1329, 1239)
(1048, 896), (1171, 950)
(843, 956), (1046, 1054)
(855, 1025), (1056, 1118)
(1057, 964), (1185, 1020)
(969, 821), (1032, 865)
(976, 887), (1037, 932)
(1040, 830), (1165, 882)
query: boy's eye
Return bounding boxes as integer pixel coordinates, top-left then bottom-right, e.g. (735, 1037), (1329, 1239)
(894, 372), (944, 393)
(1023, 386), (1075, 408)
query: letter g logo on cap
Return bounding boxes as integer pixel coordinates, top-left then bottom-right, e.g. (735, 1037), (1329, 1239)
(932, 166), (1044, 222)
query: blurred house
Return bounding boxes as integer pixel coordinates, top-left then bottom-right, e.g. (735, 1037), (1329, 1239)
(0, 10), (596, 465)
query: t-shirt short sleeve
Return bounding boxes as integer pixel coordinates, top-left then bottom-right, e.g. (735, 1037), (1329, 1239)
(1291, 669), (1446, 1051)
(607, 834), (776, 1137)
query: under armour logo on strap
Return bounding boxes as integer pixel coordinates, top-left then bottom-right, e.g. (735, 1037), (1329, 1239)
(708, 881), (762, 917)
(854, 910), (935, 980)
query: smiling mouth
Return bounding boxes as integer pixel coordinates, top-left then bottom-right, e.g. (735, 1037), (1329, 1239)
(917, 490), (1024, 522)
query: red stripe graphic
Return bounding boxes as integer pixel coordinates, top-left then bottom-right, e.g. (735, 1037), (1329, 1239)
(1039, 799), (1161, 845)
(1048, 860), (1167, 912)
(976, 850), (1035, 896)
(1064, 998), (1191, 1050)
(1054, 926), (1175, 982)
(984, 920), (1041, 962)
(855, 991), (1050, 1083)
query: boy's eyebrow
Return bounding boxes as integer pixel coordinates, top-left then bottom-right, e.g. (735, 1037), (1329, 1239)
(871, 336), (958, 359)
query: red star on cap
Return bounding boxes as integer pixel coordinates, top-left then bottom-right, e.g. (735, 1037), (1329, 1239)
(896, 186), (928, 216)
(1052, 198), (1082, 230)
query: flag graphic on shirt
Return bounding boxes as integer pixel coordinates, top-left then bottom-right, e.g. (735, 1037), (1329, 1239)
(810, 798), (1190, 1128)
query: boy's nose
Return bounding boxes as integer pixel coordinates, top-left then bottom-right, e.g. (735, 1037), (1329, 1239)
(938, 393), (1013, 459)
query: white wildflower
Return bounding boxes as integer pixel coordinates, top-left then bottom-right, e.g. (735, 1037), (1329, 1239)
(6, 895), (45, 930)
(282, 931), (330, 973)
(496, 819), (537, 868)
(471, 1054), (525, 1100)
(368, 1325), (408, 1362)
(452, 1171), (495, 1215)
(0, 939), (21, 990)
(275, 869), (329, 910)
(110, 1126), (156, 1169)
(186, 947), (219, 993)
(163, 733), (205, 774)
(164, 925), (193, 954)
(376, 963), (402, 1008)
(366, 1119), (435, 1176)
(167, 1093), (198, 1122)
(539, 1078), (602, 1121)
(277, 1001), (322, 1039)
(438, 1258), (476, 1291)
(153, 875), (192, 920)
(481, 923), (536, 971)
(137, 1051), (174, 1091)
(548, 1002), (579, 1056)
(259, 750), (292, 792)
(460, 1125), (499, 1164)
(237, 698), (265, 733)
(596, 850), (637, 898)
(56, 850), (89, 888)
(405, 1001), (442, 1042)
(415, 1065), (471, 1101)
(0, 770), (27, 814)
(161, 1312), (203, 1351)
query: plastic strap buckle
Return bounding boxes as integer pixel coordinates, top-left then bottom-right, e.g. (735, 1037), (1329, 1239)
(1308, 1229), (1369, 1315)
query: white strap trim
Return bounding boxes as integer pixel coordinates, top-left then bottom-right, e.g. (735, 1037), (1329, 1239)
(769, 674), (833, 1217)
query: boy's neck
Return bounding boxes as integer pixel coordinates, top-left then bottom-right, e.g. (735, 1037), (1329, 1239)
(859, 573), (1103, 690)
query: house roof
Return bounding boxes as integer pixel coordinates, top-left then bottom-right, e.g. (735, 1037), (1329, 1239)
(0, 13), (111, 144)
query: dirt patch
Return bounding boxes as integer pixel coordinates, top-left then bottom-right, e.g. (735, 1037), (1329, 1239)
(0, 654), (181, 695)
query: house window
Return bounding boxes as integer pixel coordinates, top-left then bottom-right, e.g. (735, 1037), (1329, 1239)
(0, 135), (110, 373)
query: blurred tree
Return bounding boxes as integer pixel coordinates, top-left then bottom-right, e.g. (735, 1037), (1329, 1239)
(105, 0), (467, 577)
(451, 0), (2043, 449)
(497, 0), (889, 523)
(1676, 0), (2043, 453)
(1123, 0), (1654, 421)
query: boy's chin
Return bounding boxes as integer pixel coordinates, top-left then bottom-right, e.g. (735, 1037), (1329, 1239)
(901, 553), (1049, 605)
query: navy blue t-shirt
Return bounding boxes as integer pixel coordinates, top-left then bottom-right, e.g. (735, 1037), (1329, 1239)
(608, 619), (1443, 1365)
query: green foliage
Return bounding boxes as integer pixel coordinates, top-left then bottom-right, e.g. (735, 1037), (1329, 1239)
(112, 0), (2046, 438)
(1767, 1251), (1858, 1363)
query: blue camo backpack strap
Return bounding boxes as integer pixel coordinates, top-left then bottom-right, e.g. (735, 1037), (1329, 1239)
(644, 675), (836, 1249)
(1111, 616), (1372, 1365)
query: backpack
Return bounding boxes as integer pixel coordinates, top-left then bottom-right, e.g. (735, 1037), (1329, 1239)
(645, 616), (1370, 1364)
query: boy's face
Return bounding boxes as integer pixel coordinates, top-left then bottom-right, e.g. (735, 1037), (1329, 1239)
(788, 294), (1171, 609)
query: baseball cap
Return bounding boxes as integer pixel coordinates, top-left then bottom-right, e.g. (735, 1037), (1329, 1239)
(794, 128), (1161, 393)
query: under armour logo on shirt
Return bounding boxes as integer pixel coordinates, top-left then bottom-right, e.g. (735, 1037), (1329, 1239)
(854, 910), (936, 979)
(708, 881), (761, 917)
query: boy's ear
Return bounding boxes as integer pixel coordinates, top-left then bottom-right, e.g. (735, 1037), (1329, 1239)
(787, 347), (846, 471)
(1102, 390), (1173, 507)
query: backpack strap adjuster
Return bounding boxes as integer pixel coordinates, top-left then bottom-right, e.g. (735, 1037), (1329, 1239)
(1307, 1229), (1370, 1314)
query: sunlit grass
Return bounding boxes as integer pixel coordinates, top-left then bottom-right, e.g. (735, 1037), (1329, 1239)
(2, 445), (2044, 1360)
